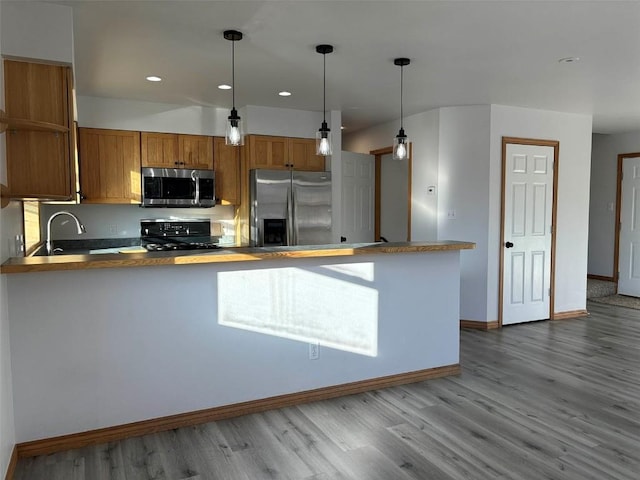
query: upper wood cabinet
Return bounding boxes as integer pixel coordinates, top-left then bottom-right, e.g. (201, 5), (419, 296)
(247, 135), (325, 172)
(247, 135), (288, 170)
(78, 128), (141, 204)
(288, 137), (325, 171)
(179, 134), (214, 169)
(4, 60), (69, 128)
(141, 132), (213, 169)
(213, 137), (240, 205)
(3, 59), (76, 199)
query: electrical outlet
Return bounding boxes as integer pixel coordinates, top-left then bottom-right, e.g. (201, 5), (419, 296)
(309, 342), (319, 360)
(447, 210), (456, 219)
(108, 224), (118, 235)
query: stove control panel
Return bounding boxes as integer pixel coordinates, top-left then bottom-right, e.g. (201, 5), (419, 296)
(141, 218), (211, 238)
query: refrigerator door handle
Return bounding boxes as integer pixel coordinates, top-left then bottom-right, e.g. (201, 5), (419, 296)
(286, 185), (293, 246)
(291, 186), (298, 246)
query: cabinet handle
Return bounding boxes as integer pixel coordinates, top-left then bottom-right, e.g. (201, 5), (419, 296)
(174, 161), (179, 165)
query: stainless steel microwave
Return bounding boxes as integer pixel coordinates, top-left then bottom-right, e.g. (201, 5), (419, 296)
(141, 167), (215, 207)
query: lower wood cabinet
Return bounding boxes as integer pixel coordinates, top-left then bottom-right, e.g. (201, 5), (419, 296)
(78, 128), (141, 204)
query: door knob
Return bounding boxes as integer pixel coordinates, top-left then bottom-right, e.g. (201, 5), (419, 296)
(505, 241), (514, 248)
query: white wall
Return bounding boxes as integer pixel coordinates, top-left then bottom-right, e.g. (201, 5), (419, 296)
(588, 131), (640, 277)
(0, 205), (21, 478)
(244, 105), (325, 139)
(347, 104), (593, 322)
(490, 105), (593, 317)
(0, 1), (74, 64)
(8, 251), (461, 442)
(343, 109), (440, 241)
(77, 96), (229, 136)
(380, 153), (409, 241)
(438, 106), (492, 321)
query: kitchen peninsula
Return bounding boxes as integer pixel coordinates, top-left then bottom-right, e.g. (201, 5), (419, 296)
(2, 240), (473, 456)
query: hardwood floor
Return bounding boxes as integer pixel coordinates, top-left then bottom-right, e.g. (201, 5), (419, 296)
(14, 301), (640, 479)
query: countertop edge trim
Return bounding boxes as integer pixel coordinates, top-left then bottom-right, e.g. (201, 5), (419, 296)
(1, 241), (476, 274)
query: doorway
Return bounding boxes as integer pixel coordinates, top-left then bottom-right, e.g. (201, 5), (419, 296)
(615, 153), (640, 296)
(500, 137), (559, 326)
(370, 145), (412, 242)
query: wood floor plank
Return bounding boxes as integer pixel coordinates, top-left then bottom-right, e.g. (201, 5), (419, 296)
(13, 300), (640, 480)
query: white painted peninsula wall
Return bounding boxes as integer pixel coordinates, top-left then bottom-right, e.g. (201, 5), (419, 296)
(7, 250), (462, 442)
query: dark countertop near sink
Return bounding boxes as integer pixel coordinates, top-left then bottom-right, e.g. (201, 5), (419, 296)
(31, 238), (142, 256)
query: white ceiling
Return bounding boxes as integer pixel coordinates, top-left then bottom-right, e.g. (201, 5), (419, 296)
(50, 0), (640, 135)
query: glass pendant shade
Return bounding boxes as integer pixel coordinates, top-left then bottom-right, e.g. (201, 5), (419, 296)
(393, 57), (410, 160)
(316, 121), (332, 156)
(226, 108), (244, 146)
(393, 128), (408, 160)
(315, 44), (334, 157)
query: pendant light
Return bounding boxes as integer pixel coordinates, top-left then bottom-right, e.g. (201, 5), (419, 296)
(224, 30), (244, 146)
(393, 58), (410, 160)
(316, 44), (334, 156)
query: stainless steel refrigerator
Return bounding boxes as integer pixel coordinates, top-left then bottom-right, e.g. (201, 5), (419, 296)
(250, 169), (332, 246)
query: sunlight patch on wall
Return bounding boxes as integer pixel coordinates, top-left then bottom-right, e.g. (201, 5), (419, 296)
(218, 263), (378, 356)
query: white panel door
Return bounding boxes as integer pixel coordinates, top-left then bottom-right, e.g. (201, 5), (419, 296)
(503, 143), (554, 325)
(618, 156), (640, 296)
(341, 151), (375, 244)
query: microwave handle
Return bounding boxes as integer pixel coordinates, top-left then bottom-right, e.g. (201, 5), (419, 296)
(194, 174), (200, 205)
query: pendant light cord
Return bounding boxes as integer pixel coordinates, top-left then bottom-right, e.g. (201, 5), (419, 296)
(232, 39), (236, 110)
(323, 52), (327, 123)
(400, 64), (404, 130)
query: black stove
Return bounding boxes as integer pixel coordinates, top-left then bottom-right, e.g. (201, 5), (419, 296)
(140, 218), (221, 252)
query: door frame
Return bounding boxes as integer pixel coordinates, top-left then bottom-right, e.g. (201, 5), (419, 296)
(499, 137), (559, 327)
(613, 152), (640, 284)
(369, 144), (413, 241)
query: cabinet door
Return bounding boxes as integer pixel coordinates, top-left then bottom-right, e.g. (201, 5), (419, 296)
(79, 128), (141, 204)
(4, 60), (75, 199)
(179, 134), (213, 169)
(248, 135), (288, 170)
(213, 137), (240, 205)
(6, 130), (72, 198)
(289, 138), (325, 171)
(4, 60), (69, 127)
(141, 132), (179, 168)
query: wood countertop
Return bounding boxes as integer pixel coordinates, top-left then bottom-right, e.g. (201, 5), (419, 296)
(0, 241), (475, 274)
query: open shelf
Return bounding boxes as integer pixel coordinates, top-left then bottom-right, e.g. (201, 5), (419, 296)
(3, 116), (69, 133)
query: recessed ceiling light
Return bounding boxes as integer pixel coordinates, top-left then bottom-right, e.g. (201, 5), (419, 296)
(278, 91), (292, 97)
(146, 75), (162, 82)
(558, 57), (580, 63)
(218, 84), (232, 90)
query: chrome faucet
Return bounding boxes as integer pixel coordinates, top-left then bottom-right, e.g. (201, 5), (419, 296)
(46, 211), (86, 255)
